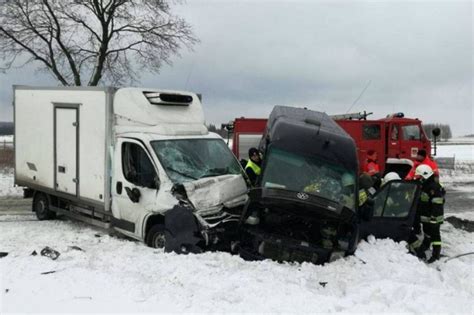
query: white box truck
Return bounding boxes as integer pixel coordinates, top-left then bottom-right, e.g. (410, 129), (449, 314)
(14, 86), (248, 251)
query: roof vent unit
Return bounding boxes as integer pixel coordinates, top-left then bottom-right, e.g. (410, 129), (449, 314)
(143, 91), (193, 106)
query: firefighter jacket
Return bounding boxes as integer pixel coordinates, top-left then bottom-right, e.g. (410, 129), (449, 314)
(363, 159), (380, 177)
(406, 157), (440, 180)
(418, 176), (445, 224)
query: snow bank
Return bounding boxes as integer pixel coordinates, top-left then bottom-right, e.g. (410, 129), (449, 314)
(0, 168), (23, 197)
(0, 219), (472, 313)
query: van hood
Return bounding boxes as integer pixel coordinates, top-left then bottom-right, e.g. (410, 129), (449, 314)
(181, 174), (248, 215)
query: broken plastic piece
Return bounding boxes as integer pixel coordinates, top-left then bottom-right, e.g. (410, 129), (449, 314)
(40, 247), (60, 260)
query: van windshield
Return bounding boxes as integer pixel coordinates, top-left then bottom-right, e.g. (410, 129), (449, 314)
(262, 147), (357, 209)
(151, 139), (242, 184)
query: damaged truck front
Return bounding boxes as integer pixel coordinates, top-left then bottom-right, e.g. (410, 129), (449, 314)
(238, 106), (363, 264)
(14, 86), (248, 253)
(238, 106), (422, 264)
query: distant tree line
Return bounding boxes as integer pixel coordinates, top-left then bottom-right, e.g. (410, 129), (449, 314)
(0, 122), (14, 135)
(423, 123), (452, 141)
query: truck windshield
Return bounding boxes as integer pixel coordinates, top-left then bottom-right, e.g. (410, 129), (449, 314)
(262, 147), (357, 209)
(151, 139), (242, 184)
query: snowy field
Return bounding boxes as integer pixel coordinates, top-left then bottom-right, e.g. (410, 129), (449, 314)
(1, 143), (473, 313)
(0, 135), (13, 144)
(436, 144), (474, 161)
(0, 218), (473, 313)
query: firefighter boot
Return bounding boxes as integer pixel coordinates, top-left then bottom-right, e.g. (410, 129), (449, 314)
(427, 245), (441, 264)
(416, 237), (431, 259)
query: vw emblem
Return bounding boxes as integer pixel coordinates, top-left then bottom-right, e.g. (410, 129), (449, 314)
(296, 192), (309, 200)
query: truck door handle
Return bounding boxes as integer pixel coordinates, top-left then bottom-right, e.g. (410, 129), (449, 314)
(116, 181), (123, 194)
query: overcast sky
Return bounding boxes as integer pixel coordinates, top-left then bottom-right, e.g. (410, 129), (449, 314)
(0, 0), (472, 135)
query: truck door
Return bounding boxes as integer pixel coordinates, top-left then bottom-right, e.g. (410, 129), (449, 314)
(400, 123), (423, 160)
(386, 123), (401, 158)
(359, 180), (420, 241)
(111, 138), (160, 237)
(54, 106), (78, 196)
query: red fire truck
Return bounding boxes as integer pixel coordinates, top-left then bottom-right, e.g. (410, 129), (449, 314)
(226, 111), (435, 177)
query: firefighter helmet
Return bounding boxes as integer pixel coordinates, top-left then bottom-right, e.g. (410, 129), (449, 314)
(415, 164), (434, 180)
(382, 172), (401, 186)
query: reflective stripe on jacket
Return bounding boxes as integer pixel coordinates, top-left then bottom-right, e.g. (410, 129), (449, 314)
(245, 160), (261, 176)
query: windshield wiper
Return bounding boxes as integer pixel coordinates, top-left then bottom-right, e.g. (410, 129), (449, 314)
(165, 167), (198, 180)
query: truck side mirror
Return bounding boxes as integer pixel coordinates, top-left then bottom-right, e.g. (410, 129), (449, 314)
(125, 187), (141, 203)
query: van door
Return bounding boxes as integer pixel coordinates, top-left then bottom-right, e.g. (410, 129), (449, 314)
(111, 138), (160, 237)
(55, 106), (78, 196)
(359, 180), (420, 241)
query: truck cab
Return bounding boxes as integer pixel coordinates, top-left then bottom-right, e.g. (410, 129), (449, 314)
(237, 107), (421, 264)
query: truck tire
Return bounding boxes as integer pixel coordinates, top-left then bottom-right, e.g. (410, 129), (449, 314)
(146, 224), (166, 249)
(33, 193), (56, 220)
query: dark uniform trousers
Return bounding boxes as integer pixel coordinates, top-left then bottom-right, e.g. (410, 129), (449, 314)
(409, 177), (445, 260)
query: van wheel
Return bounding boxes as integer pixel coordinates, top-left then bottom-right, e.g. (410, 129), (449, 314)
(33, 193), (56, 220)
(146, 224), (166, 249)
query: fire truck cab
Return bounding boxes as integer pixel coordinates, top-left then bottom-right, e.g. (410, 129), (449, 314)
(335, 112), (431, 177)
(227, 111), (432, 178)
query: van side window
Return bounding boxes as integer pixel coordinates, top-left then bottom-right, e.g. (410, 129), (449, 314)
(373, 182), (417, 218)
(122, 142), (157, 188)
(363, 124), (381, 140)
(402, 125), (421, 140)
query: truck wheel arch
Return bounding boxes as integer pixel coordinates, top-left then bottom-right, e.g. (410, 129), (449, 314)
(144, 214), (165, 242)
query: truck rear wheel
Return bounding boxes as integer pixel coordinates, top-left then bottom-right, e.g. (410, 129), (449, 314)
(33, 193), (56, 220)
(146, 224), (166, 249)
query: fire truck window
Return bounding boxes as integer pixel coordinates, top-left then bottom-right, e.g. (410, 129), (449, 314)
(122, 142), (157, 188)
(363, 124), (381, 140)
(402, 125), (421, 140)
(391, 125), (399, 141)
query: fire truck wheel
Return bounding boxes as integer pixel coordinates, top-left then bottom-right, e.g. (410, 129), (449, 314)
(146, 224), (166, 249)
(33, 193), (56, 220)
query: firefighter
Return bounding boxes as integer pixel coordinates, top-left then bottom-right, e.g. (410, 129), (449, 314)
(363, 150), (381, 189)
(410, 164), (445, 263)
(245, 147), (262, 186)
(405, 149), (439, 180)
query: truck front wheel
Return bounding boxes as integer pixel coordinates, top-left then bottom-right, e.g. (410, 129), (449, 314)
(146, 224), (166, 249)
(33, 193), (56, 220)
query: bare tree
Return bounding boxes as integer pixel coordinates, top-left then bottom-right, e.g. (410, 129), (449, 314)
(0, 0), (197, 86)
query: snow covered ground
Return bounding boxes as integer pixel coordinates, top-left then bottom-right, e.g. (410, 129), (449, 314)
(0, 218), (472, 313)
(0, 143), (473, 313)
(0, 169), (23, 197)
(436, 144), (474, 161)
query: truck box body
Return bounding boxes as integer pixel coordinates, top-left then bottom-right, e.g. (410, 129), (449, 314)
(14, 87), (112, 209)
(14, 86), (246, 251)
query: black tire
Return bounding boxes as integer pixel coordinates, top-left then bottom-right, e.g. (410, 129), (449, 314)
(33, 193), (56, 220)
(146, 224), (166, 249)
